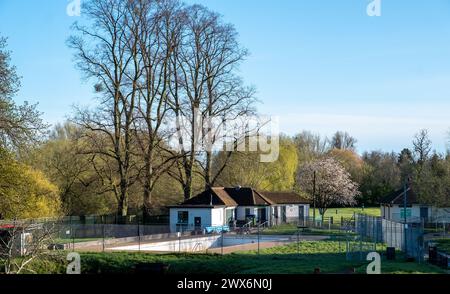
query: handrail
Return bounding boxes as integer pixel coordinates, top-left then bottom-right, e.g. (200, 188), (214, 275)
(237, 221), (253, 235)
(242, 221), (252, 228)
(192, 242), (203, 252)
(258, 221), (269, 228)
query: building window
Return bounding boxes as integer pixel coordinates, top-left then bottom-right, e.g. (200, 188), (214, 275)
(226, 209), (234, 222)
(245, 208), (251, 217)
(177, 211), (188, 224)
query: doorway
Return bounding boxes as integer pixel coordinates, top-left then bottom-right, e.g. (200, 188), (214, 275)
(194, 217), (202, 230)
(258, 208), (267, 223)
(420, 207), (429, 222)
(298, 205), (305, 224)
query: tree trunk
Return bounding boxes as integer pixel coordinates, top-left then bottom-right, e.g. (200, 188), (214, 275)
(143, 155), (153, 220)
(204, 150), (212, 190)
(319, 208), (326, 223)
(118, 179), (129, 219)
(184, 175), (192, 201)
(117, 196), (128, 223)
(184, 160), (193, 200)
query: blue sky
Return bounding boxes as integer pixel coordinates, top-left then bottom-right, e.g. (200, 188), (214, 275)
(1, 0), (450, 153)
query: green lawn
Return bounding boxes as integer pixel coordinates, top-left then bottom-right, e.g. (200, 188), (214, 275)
(310, 207), (381, 219)
(26, 240), (444, 274)
(261, 224), (356, 236)
(434, 239), (450, 254)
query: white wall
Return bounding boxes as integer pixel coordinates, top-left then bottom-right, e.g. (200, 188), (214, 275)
(381, 204), (450, 222)
(285, 205), (299, 218)
(169, 208), (212, 232)
(211, 208), (226, 227)
(169, 208), (232, 232)
(383, 205), (421, 221)
(271, 204), (309, 225)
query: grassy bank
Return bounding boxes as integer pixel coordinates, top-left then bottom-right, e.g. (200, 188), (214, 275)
(260, 224), (356, 236)
(26, 240), (443, 274)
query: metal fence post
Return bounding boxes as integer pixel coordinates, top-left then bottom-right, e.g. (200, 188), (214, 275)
(221, 230), (224, 255)
(257, 224), (260, 255)
(70, 215), (75, 252)
(138, 217), (141, 253)
(102, 215), (105, 252)
(178, 230), (181, 253)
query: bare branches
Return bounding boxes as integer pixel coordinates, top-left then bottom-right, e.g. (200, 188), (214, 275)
(69, 0), (143, 217)
(0, 37), (49, 150)
(167, 3), (256, 197)
(0, 219), (63, 274)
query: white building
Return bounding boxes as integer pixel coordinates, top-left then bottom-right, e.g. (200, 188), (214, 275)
(380, 186), (450, 223)
(168, 187), (311, 232)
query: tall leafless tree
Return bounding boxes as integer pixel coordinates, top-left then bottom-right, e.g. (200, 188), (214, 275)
(68, 0), (141, 217)
(131, 0), (183, 217)
(168, 4), (255, 199)
(413, 129), (432, 167)
(329, 131), (357, 151)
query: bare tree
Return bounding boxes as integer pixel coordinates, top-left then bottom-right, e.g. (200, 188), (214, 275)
(131, 0), (184, 217)
(68, 0), (141, 217)
(329, 131), (357, 151)
(413, 129), (432, 166)
(168, 4), (255, 199)
(293, 131), (329, 163)
(297, 157), (360, 221)
(0, 36), (48, 150)
(0, 219), (62, 274)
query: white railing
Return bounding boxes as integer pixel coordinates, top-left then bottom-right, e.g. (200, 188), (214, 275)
(258, 221), (270, 230)
(192, 242), (203, 252)
(238, 221), (252, 234)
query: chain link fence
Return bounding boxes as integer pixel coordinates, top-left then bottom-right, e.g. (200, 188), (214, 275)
(355, 214), (425, 262)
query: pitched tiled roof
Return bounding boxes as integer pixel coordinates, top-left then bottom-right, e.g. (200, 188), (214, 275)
(211, 187), (239, 206)
(181, 188), (238, 207)
(174, 187), (310, 207)
(224, 187), (272, 206)
(260, 192), (311, 205)
(380, 187), (419, 205)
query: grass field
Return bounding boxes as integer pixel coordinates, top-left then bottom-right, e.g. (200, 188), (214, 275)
(261, 224), (356, 236)
(27, 240), (444, 274)
(310, 207), (381, 219)
(261, 207), (380, 236)
(434, 239), (450, 254)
